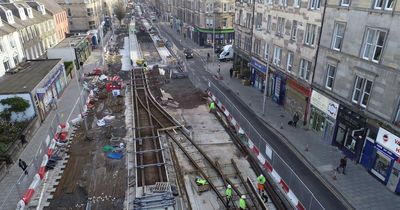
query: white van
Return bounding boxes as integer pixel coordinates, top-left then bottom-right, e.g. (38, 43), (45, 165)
(219, 45), (233, 61)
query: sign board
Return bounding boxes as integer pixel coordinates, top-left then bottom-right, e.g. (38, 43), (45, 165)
(376, 127), (400, 157)
(310, 90), (339, 119)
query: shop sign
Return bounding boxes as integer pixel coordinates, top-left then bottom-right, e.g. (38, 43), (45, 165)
(310, 90), (339, 119)
(250, 57), (267, 73)
(287, 78), (311, 96)
(376, 127), (400, 157)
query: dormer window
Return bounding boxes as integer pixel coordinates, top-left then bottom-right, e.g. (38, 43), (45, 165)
(40, 5), (46, 15)
(27, 8), (33, 18)
(6, 11), (15, 24)
(18, 8), (27, 20)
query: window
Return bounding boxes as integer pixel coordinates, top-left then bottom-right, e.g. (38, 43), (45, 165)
(352, 76), (373, 107)
(286, 52), (294, 72)
(331, 23), (345, 51)
(87, 8), (94, 16)
(236, 33), (242, 49)
(245, 37), (252, 52)
(0, 42), (4, 52)
(238, 9), (243, 25)
(264, 43), (270, 60)
(9, 37), (16, 48)
(309, 0), (321, 9)
(206, 18), (213, 27)
(325, 64), (336, 89)
(268, 0), (273, 4)
(299, 59), (312, 81)
(67, 8), (71, 17)
(255, 13), (262, 30)
(3, 60), (10, 71)
(206, 3), (213, 13)
(291, 20), (298, 40)
(267, 15), (272, 33)
(304, 24), (317, 46)
(374, 0), (394, 10)
(362, 28), (386, 63)
(395, 104), (400, 126)
(223, 18), (227, 27)
(89, 21), (96, 29)
(277, 17), (285, 36)
(273, 46), (282, 66)
(340, 0), (350, 6)
(13, 55), (18, 65)
(283, 0), (288, 6)
(246, 13), (252, 28)
(223, 3), (227, 12)
(254, 39), (261, 55)
(293, 0), (300, 7)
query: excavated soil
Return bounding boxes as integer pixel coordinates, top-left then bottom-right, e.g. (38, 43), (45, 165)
(45, 89), (127, 210)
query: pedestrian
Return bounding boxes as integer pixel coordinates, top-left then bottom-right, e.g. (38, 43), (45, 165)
(225, 184), (233, 207)
(207, 52), (210, 61)
(257, 174), (266, 193)
(239, 195), (247, 210)
(52, 96), (57, 109)
(18, 159), (28, 175)
(209, 101), (216, 113)
(20, 134), (27, 144)
(261, 192), (268, 203)
(218, 63), (221, 73)
(292, 112), (299, 128)
(336, 156), (347, 174)
(183, 33), (186, 39)
(229, 68), (233, 78)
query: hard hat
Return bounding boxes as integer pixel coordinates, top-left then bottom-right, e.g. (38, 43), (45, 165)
(260, 174), (264, 177)
(241, 195), (246, 199)
(227, 185), (231, 188)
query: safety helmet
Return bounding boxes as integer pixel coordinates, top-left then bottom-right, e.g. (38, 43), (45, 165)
(227, 185), (231, 188)
(241, 195), (246, 199)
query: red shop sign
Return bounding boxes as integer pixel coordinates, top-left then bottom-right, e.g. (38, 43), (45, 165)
(287, 78), (311, 96)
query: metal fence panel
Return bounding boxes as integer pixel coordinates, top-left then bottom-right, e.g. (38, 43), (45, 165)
(208, 81), (324, 210)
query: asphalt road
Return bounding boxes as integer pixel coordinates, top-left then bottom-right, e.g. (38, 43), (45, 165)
(157, 24), (350, 210)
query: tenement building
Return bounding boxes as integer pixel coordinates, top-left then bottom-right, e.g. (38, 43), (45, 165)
(56, 0), (102, 33)
(311, 0), (400, 192)
(232, 0), (254, 80)
(249, 0), (323, 124)
(168, 0), (235, 47)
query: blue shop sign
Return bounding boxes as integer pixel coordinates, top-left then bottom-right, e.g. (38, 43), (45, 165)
(376, 144), (398, 160)
(250, 58), (267, 73)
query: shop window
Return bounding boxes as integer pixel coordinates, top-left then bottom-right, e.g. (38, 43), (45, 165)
(372, 152), (391, 180)
(344, 128), (364, 152)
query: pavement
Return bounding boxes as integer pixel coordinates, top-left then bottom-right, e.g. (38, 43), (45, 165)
(0, 31), (112, 210)
(156, 21), (400, 210)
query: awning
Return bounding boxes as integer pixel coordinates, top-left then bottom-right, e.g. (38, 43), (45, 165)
(195, 27), (234, 34)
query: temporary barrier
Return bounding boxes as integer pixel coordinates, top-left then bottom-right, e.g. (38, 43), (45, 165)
(208, 81), (324, 210)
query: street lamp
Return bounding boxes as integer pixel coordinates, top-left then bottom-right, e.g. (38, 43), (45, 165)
(262, 53), (270, 116)
(212, 0), (216, 54)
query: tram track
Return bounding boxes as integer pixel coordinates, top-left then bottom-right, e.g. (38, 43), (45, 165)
(130, 67), (266, 209)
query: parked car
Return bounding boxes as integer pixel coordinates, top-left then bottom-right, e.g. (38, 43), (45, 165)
(214, 45), (223, 54)
(219, 45), (234, 61)
(183, 48), (194, 59)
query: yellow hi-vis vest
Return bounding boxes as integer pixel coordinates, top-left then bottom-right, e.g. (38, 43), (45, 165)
(239, 198), (246, 209)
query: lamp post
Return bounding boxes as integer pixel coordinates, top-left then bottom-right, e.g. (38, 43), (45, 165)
(262, 55), (270, 116)
(212, 0), (216, 54)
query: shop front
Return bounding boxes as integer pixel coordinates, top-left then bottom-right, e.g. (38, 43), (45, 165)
(332, 105), (367, 161)
(36, 63), (67, 118)
(309, 90), (339, 143)
(267, 71), (286, 105)
(284, 78), (311, 124)
(195, 27), (234, 47)
(361, 127), (400, 193)
(249, 57), (267, 92)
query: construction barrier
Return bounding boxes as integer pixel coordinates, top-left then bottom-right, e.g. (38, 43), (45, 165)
(207, 82), (325, 210)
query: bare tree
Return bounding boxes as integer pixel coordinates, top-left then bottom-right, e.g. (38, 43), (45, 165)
(114, 0), (126, 25)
